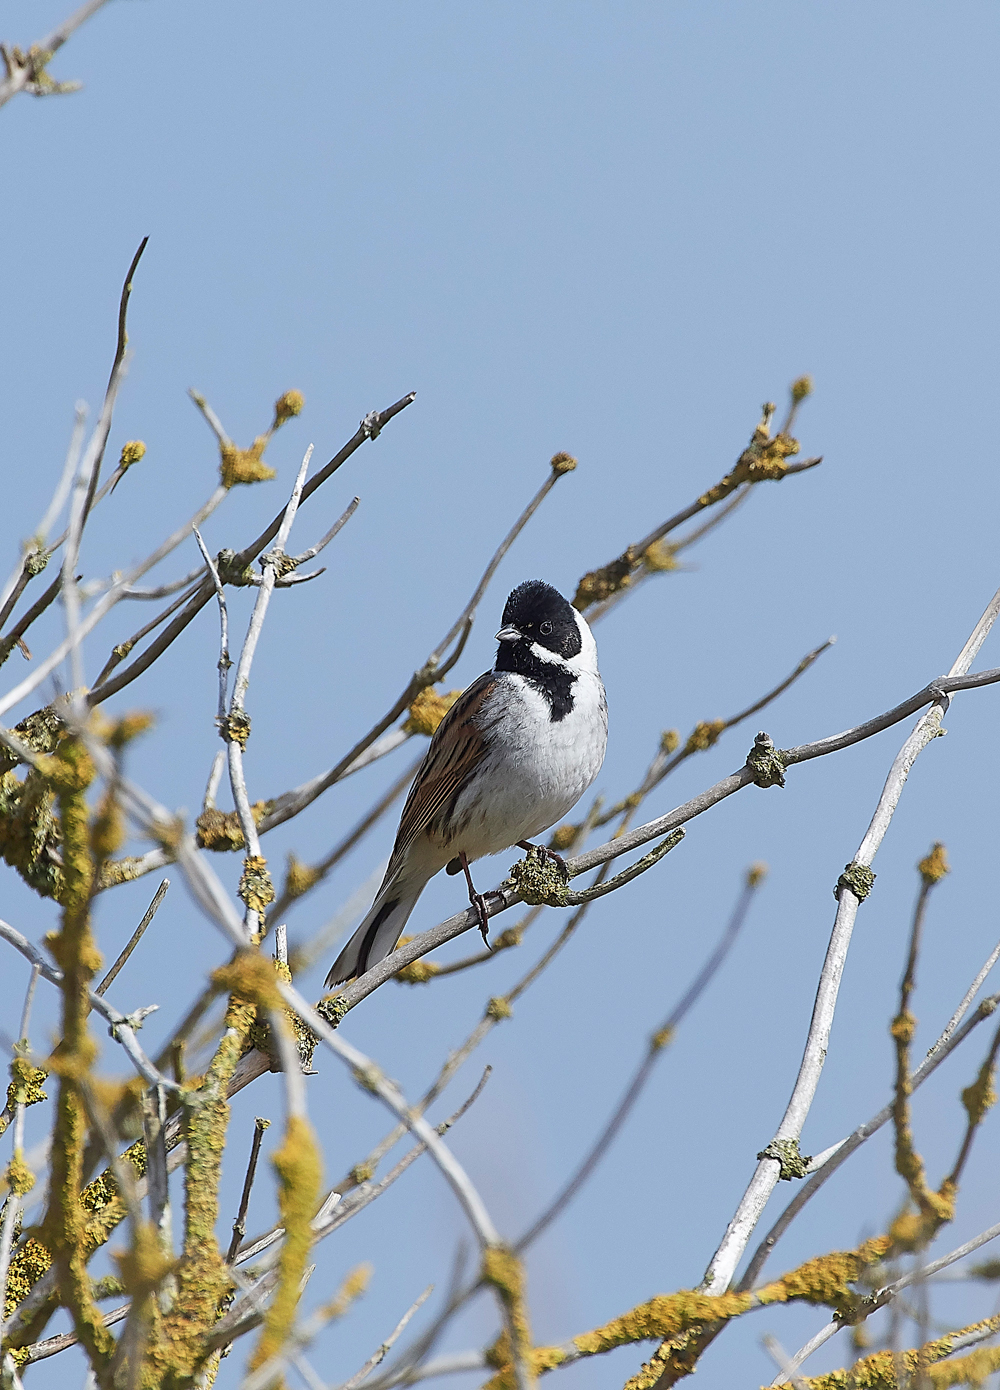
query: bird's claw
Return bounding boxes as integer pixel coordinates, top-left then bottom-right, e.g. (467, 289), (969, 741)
(517, 840), (566, 870)
(472, 894), (493, 949)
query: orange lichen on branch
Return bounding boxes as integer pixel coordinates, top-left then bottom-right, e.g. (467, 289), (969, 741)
(482, 1246), (533, 1380)
(212, 388), (304, 488)
(791, 1313), (1000, 1389)
(483, 1238), (891, 1390)
(144, 989), (254, 1388)
(697, 401), (801, 510)
(683, 719), (726, 755)
(247, 1112), (323, 1385)
(283, 851), (320, 900)
(196, 800), (270, 851)
(38, 737), (116, 1371)
(404, 687), (463, 736)
(918, 842), (950, 886)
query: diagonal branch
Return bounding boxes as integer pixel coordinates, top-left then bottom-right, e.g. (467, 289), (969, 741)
(85, 393), (413, 708)
(0, 0), (111, 109)
(698, 584), (1000, 1306)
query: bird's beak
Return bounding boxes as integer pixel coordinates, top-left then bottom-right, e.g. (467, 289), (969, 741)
(495, 625), (522, 643)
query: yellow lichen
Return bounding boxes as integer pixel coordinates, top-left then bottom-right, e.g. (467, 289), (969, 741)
(0, 768), (63, 900)
(483, 1236), (893, 1390)
(7, 1055), (48, 1110)
(283, 852), (320, 900)
(696, 403), (801, 511)
(5, 1154), (35, 1196)
(747, 861), (769, 888)
(394, 959), (441, 984)
(219, 438), (277, 488)
(548, 823), (579, 852)
(144, 990), (253, 1387)
(107, 710), (155, 749)
(684, 719), (726, 755)
(273, 390), (305, 426)
(642, 540), (679, 573)
(247, 1114), (323, 1384)
(483, 1246), (533, 1380)
(89, 783), (125, 862)
(486, 997), (513, 1021)
(118, 440), (146, 470)
(919, 842), (950, 886)
(572, 548), (638, 612)
(196, 801), (270, 851)
(660, 729), (680, 755)
(239, 855), (275, 915)
(550, 451), (577, 475)
(39, 737), (117, 1369)
(961, 1053), (998, 1127)
(792, 1313), (1000, 1389)
(404, 687), (462, 736)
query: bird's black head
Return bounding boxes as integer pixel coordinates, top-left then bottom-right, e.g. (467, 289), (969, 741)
(496, 580), (582, 660)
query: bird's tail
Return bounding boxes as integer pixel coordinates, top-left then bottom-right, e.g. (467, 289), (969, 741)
(324, 883), (422, 988)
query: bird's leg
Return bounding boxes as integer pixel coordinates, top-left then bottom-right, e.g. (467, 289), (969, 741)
(458, 851), (493, 949)
(517, 839), (567, 871)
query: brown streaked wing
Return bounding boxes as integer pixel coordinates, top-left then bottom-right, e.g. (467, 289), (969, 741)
(386, 671), (498, 877)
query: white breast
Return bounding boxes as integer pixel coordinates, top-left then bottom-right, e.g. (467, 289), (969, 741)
(447, 670), (608, 861)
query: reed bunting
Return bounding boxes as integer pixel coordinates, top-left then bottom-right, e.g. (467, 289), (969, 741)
(325, 580), (608, 986)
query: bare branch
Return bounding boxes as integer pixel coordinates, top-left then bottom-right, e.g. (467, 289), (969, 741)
(96, 878), (169, 997)
(701, 585), (1000, 1300)
(335, 1287), (434, 1390)
(775, 1222), (1000, 1383)
(227, 1118), (270, 1264)
(88, 394), (412, 708)
(739, 993), (1000, 1292)
(0, 916), (175, 1092)
(516, 865), (764, 1252)
(0, 0), (111, 109)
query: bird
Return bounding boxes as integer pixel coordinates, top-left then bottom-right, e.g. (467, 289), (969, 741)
(325, 579), (608, 986)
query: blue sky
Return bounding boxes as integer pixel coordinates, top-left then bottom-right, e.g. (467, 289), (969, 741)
(2, 3), (1000, 1386)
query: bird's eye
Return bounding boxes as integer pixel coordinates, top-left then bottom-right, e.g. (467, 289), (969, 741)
(540, 620), (553, 636)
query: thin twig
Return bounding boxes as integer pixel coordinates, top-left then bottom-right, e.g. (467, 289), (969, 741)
(267, 756), (418, 929)
(0, 917), (175, 1092)
(93, 579), (203, 687)
(260, 456), (573, 834)
(120, 565), (207, 600)
(225, 447), (312, 932)
(775, 1221), (1000, 1383)
(700, 583), (1000, 1302)
(516, 866), (763, 1251)
(0, 407), (85, 631)
(280, 980), (501, 1245)
(227, 1118), (270, 1263)
(88, 393), (414, 707)
(0, 0), (112, 107)
(336, 1287), (435, 1390)
(928, 934), (1000, 1062)
(193, 526), (230, 724)
(331, 655), (1000, 1014)
(203, 750), (225, 813)
(96, 879), (169, 997)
